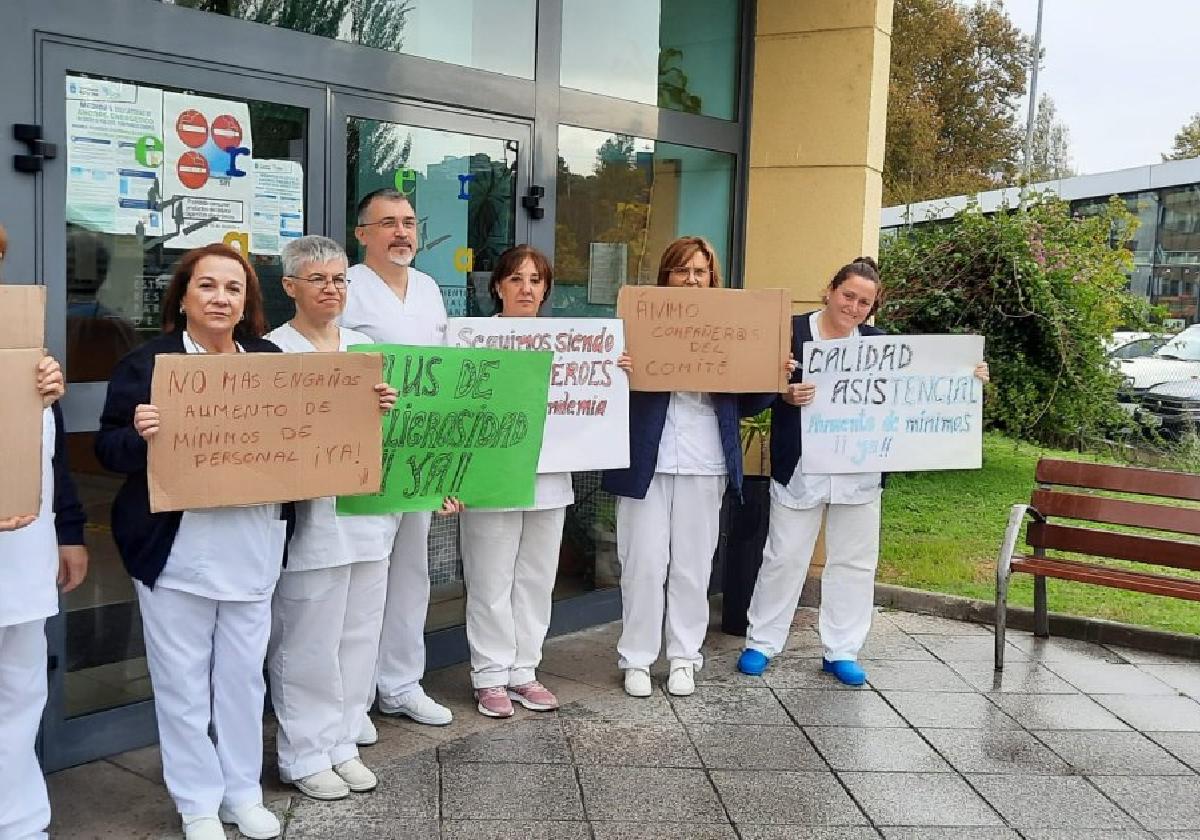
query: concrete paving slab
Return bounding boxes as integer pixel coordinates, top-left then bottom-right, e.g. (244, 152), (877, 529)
(880, 829), (1020, 840)
(287, 753), (439, 822)
(775, 688), (907, 728)
(1089, 776), (1200, 831)
(1095, 695), (1200, 732)
(862, 659), (975, 692)
(578, 766), (725, 823)
(1139, 663), (1200, 700)
(739, 828), (881, 840)
(1042, 661), (1178, 695)
(1005, 634), (1126, 664)
(1145, 731), (1200, 771)
(967, 774), (1139, 830)
(589, 822), (738, 840)
(1035, 730), (1195, 775)
(839, 771), (1002, 826)
(669, 684), (792, 726)
(914, 634), (1030, 662)
(564, 720), (701, 768)
(804, 726), (951, 772)
(882, 690), (1021, 729)
(441, 820), (591, 840)
(441, 761), (583, 821)
(919, 727), (1071, 775)
(436, 717), (570, 765)
(988, 693), (1130, 730)
(687, 722), (828, 770)
(879, 611), (993, 636)
(711, 769), (868, 826)
(764, 657), (864, 690)
(948, 661), (1080, 694)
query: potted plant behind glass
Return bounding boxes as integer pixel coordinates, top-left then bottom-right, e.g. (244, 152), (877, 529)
(719, 408), (775, 635)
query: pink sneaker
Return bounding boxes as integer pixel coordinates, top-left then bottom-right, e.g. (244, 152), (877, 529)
(475, 686), (514, 718)
(507, 680), (559, 711)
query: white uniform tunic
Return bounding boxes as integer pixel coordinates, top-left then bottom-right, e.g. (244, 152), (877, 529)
(747, 311), (883, 661)
(340, 263), (447, 702)
(617, 392), (727, 671)
(137, 332), (286, 817)
(0, 409), (57, 840)
(264, 322), (390, 780)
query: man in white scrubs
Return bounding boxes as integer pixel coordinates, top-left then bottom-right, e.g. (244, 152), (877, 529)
(341, 188), (452, 729)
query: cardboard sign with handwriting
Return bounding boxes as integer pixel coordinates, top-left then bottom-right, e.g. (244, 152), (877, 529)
(617, 286), (790, 393)
(0, 286), (48, 518)
(148, 352), (384, 512)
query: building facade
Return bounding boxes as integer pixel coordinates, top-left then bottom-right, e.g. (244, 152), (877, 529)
(881, 157), (1200, 327)
(1, 0), (892, 769)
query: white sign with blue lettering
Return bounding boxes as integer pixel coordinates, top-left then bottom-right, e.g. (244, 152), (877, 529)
(800, 334), (985, 474)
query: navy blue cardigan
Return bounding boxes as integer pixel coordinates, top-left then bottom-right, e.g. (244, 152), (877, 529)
(770, 312), (885, 486)
(602, 390), (770, 501)
(95, 332), (294, 588)
(51, 402), (86, 546)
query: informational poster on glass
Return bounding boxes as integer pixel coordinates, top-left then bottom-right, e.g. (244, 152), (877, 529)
(251, 159), (304, 256)
(588, 242), (627, 305)
(65, 76), (164, 236)
(161, 92), (254, 250)
(63, 75), (305, 257)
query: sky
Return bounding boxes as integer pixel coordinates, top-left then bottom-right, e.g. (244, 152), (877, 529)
(994, 0), (1198, 175)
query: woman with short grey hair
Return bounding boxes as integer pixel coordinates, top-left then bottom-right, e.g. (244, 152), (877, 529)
(265, 234), (398, 802)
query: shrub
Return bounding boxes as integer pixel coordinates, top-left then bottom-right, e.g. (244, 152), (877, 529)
(879, 195), (1155, 446)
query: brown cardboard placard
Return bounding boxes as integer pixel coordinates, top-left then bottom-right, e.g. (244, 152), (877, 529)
(617, 286), (790, 393)
(0, 285), (46, 349)
(148, 351), (385, 512)
(0, 349), (46, 518)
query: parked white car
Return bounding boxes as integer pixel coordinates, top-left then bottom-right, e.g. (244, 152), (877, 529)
(1115, 325), (1200, 393)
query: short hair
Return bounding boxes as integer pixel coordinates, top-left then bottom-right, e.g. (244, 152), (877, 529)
(656, 236), (723, 288)
(161, 243), (268, 340)
(827, 256), (883, 316)
(281, 235), (347, 278)
(489, 245), (553, 314)
(355, 188), (412, 224)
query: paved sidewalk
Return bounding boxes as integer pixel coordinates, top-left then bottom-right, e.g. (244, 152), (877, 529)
(47, 607), (1200, 839)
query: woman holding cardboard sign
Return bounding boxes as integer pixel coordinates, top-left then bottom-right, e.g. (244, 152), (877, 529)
(603, 236), (767, 699)
(95, 243), (292, 840)
(736, 257), (988, 686)
(263, 235), (401, 800)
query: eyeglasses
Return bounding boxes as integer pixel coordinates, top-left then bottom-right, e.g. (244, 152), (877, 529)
(668, 267), (711, 281)
(287, 273), (347, 290)
(356, 216), (417, 231)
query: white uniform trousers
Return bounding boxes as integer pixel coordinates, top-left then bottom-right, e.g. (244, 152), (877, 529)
(459, 507), (566, 689)
(0, 619), (50, 840)
(268, 559), (388, 781)
(616, 473), (724, 670)
(375, 511), (433, 702)
(746, 496), (882, 661)
(136, 582), (271, 816)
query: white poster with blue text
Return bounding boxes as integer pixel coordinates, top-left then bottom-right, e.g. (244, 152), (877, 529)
(448, 317), (630, 473)
(800, 334), (985, 473)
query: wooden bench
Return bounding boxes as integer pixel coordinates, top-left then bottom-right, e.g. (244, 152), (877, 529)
(994, 457), (1200, 669)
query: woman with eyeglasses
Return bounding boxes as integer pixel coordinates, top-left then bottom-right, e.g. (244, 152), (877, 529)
(602, 236), (766, 699)
(96, 243), (291, 840)
(264, 235), (399, 802)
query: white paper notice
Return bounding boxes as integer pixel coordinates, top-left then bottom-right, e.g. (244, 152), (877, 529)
(800, 334), (985, 474)
(251, 159), (305, 256)
(448, 317), (630, 473)
(65, 75), (164, 236)
(161, 92), (253, 249)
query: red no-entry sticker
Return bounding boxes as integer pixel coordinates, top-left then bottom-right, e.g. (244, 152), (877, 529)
(211, 114), (244, 151)
(177, 151), (210, 190)
(175, 109), (209, 149)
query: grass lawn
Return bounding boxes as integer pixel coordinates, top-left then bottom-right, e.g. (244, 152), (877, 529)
(879, 432), (1200, 636)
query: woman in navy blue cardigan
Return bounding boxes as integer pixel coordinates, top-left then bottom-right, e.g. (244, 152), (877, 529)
(96, 243), (292, 840)
(602, 237), (769, 699)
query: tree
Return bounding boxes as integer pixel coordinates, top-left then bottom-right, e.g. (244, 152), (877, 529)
(884, 0), (1030, 205)
(1163, 113), (1200, 161)
(1027, 93), (1075, 181)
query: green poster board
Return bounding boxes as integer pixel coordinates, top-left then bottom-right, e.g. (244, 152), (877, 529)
(336, 344), (552, 514)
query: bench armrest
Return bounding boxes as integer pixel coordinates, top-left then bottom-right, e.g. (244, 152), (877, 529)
(997, 503), (1033, 583)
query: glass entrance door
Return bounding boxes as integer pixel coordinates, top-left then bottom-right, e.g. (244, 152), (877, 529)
(39, 41), (326, 771)
(332, 94), (533, 634)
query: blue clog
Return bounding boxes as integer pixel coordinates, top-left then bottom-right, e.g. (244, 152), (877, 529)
(737, 648), (770, 676)
(822, 658), (867, 686)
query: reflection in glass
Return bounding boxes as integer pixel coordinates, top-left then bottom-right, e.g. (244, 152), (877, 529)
(164, 0), (537, 80)
(62, 73), (306, 716)
(1157, 186), (1200, 324)
(553, 124), (734, 318)
(346, 116), (521, 626)
(346, 117), (517, 319)
(561, 0), (741, 120)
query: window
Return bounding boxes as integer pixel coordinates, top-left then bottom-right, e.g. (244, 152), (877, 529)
(560, 0), (741, 120)
(552, 126), (735, 317)
(165, 0), (537, 79)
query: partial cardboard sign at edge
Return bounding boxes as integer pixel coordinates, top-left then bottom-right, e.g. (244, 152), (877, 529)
(0, 286), (47, 518)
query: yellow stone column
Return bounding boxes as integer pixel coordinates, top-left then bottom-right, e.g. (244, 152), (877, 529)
(742, 0), (893, 582)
